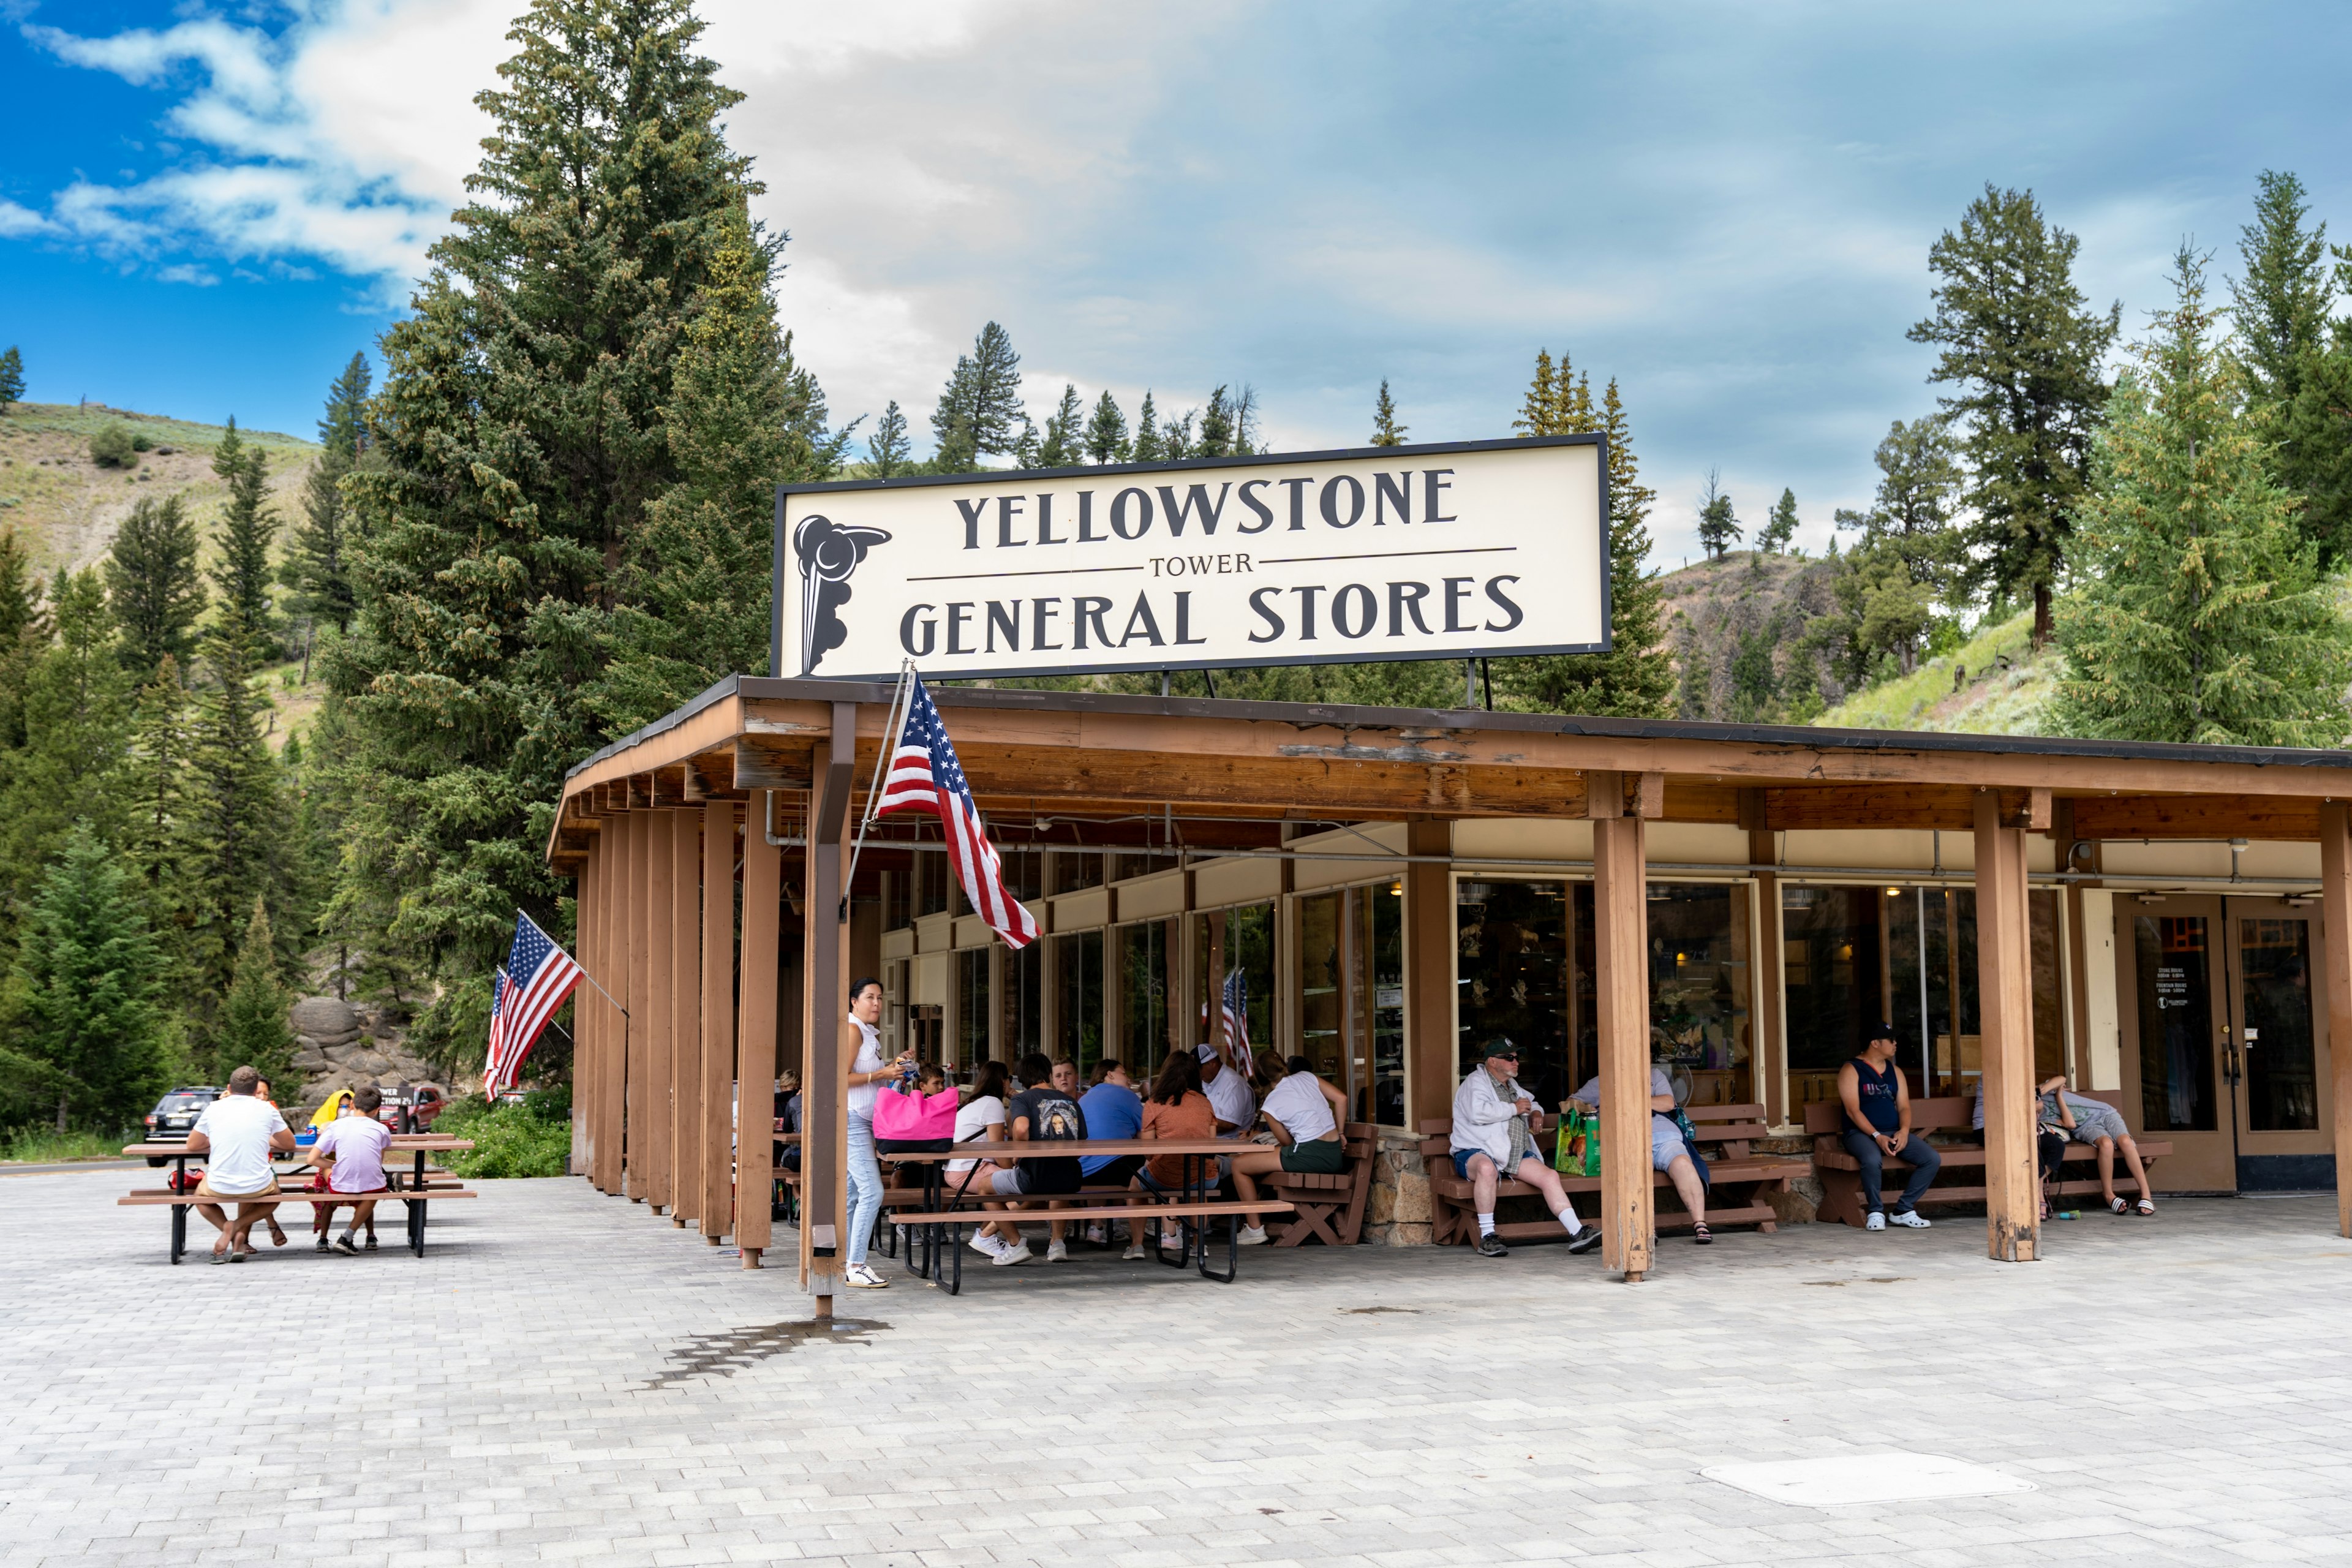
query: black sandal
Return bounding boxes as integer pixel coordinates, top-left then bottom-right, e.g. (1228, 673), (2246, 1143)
(1692, 1222), (1713, 1245)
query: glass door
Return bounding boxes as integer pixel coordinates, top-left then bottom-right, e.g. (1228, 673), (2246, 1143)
(2119, 896), (2234, 1190)
(2225, 899), (2334, 1190)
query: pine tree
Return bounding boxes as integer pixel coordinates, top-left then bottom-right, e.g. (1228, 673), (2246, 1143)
(1676, 633), (1713, 720)
(2230, 170), (2331, 422)
(282, 353), (371, 636)
(126, 656), (194, 905)
(0, 345), (23, 412)
(2051, 247), (2351, 746)
(182, 621), (287, 1028)
(11, 824), (165, 1131)
(208, 420), (277, 651)
(1037, 383), (1085, 467)
(0, 570), (134, 914)
(1084, 390), (1128, 464)
(331, 0), (760, 1015)
(1827, 416), (1966, 674)
(1758, 488), (1798, 553)
(104, 493), (204, 680)
(1490, 350), (1674, 718)
(866, 400), (911, 477)
(1909, 185), (2119, 647)
(1131, 392), (1161, 464)
(1159, 408), (1195, 462)
(216, 897), (296, 1087)
(0, 530), (48, 760)
(1695, 470), (1741, 559)
(2280, 322), (2352, 565)
(1196, 386), (1236, 458)
(1370, 379), (1407, 446)
(930, 321), (1025, 459)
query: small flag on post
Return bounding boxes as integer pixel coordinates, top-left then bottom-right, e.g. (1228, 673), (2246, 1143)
(482, 913), (583, 1097)
(1220, 966), (1254, 1079)
(875, 676), (1041, 950)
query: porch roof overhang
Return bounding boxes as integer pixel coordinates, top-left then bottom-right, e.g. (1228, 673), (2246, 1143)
(542, 674), (2352, 872)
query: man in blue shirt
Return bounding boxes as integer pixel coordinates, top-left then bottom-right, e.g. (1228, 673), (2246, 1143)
(1077, 1061), (1145, 1245)
(1837, 1023), (1940, 1231)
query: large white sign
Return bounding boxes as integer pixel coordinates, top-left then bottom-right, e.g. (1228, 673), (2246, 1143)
(772, 436), (1607, 680)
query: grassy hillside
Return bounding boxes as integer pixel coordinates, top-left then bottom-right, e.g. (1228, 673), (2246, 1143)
(1818, 609), (2054, 734)
(0, 401), (325, 751)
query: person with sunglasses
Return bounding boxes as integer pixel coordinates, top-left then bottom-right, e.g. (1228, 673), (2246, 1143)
(1450, 1037), (1602, 1259)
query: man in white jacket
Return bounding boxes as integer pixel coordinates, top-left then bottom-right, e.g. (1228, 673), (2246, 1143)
(1450, 1039), (1602, 1259)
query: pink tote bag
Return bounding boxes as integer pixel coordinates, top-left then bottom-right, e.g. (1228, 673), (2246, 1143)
(873, 1085), (959, 1140)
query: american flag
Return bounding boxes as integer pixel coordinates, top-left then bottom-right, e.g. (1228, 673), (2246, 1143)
(875, 677), (1041, 949)
(483, 912), (582, 1096)
(1221, 966), (1254, 1077)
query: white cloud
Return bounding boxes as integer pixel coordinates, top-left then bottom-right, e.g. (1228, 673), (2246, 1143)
(0, 199), (55, 236)
(154, 263), (219, 287)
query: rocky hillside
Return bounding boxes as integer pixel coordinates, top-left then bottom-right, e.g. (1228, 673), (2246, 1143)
(1817, 609), (2053, 734)
(288, 995), (443, 1118)
(1658, 549), (1850, 720)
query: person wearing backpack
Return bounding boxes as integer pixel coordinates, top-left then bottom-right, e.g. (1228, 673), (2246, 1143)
(1570, 1060), (1714, 1244)
(1003, 1052), (1089, 1264)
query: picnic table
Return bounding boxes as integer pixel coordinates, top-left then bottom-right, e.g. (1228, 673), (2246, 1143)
(880, 1139), (1292, 1295)
(118, 1136), (477, 1262)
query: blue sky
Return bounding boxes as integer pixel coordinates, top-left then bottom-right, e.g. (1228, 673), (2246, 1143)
(6, 1), (2351, 562)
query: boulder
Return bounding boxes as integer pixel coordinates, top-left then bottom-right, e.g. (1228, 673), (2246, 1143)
(289, 997), (361, 1044)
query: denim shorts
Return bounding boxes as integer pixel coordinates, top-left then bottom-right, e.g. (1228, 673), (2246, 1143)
(1452, 1148), (1534, 1180)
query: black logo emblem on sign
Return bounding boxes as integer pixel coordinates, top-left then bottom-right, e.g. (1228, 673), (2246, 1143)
(794, 514), (892, 674)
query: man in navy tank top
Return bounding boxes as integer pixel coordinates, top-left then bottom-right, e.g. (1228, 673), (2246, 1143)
(1836, 1023), (1940, 1230)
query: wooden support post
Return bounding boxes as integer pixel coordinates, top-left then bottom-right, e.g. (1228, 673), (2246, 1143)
(1592, 809), (1654, 1282)
(1404, 818), (1454, 1131)
(643, 810), (674, 1212)
(701, 799), (737, 1243)
(2320, 802), (2352, 1238)
(579, 840), (604, 1186)
(1743, 794), (1788, 1129)
(739, 791), (783, 1267)
(1207, 908), (1226, 1059)
(601, 814), (630, 1196)
(669, 811), (699, 1226)
(1975, 790), (2040, 1262)
(800, 706), (857, 1304)
(626, 807), (654, 1200)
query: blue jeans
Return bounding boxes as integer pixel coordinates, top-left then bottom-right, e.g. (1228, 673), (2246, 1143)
(1841, 1129), (1941, 1214)
(846, 1111), (882, 1265)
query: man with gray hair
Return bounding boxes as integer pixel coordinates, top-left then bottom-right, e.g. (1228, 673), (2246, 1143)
(185, 1065), (296, 1264)
(1449, 1038), (1602, 1259)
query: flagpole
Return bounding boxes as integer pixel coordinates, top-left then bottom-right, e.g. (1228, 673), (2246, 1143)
(517, 908), (627, 1018)
(841, 660), (915, 922)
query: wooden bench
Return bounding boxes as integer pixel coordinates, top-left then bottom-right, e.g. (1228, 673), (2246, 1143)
(1420, 1103), (1804, 1248)
(1258, 1122), (1378, 1247)
(888, 1197), (1292, 1291)
(1804, 1093), (2174, 1227)
(119, 1188), (475, 1261)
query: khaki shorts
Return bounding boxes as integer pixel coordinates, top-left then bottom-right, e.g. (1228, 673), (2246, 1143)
(195, 1175), (280, 1202)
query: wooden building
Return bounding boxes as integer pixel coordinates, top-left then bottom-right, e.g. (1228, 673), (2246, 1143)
(546, 675), (2352, 1299)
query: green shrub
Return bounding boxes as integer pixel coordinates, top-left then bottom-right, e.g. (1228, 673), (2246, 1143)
(0, 1127), (127, 1163)
(438, 1093), (571, 1178)
(88, 424), (137, 468)
(130, 431), (154, 452)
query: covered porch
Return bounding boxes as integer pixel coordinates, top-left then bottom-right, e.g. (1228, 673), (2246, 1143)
(545, 676), (2352, 1297)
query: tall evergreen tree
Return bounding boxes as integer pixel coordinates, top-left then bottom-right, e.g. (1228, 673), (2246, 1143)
(2051, 247), (2350, 746)
(1758, 488), (1798, 553)
(1490, 349), (1674, 718)
(1131, 392), (1161, 464)
(208, 420), (277, 652)
(2230, 170), (2331, 422)
(1196, 385), (1236, 458)
(126, 656), (194, 910)
(105, 492), (204, 680)
(1, 570), (134, 914)
(1370, 379), (1407, 447)
(929, 321), (1025, 461)
(1084, 390), (1128, 464)
(1695, 470), (1741, 559)
(282, 353), (372, 636)
(331, 0), (761, 1012)
(1909, 185), (2119, 647)
(0, 345), (23, 412)
(10, 824), (165, 1132)
(1159, 407), (1196, 462)
(866, 399), (911, 477)
(215, 897), (296, 1085)
(1828, 416), (1966, 674)
(1036, 383), (1085, 467)
(183, 621), (287, 1033)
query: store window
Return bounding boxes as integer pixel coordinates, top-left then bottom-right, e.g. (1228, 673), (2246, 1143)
(1785, 883), (2062, 1118)
(1193, 903), (1275, 1061)
(998, 850), (1044, 903)
(917, 851), (950, 917)
(998, 940), (1042, 1058)
(1054, 929), (1105, 1071)
(1052, 851), (1105, 895)
(1646, 883), (1753, 1107)
(955, 948), (990, 1069)
(1117, 919), (1175, 1079)
(1456, 881), (1572, 1112)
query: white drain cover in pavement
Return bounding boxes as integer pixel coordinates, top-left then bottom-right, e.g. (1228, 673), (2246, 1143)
(1702, 1451), (2035, 1508)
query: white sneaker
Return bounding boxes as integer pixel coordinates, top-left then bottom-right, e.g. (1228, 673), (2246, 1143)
(993, 1240), (1033, 1266)
(1046, 1238), (1068, 1262)
(1865, 1211), (1887, 1231)
(968, 1232), (1006, 1257)
(1888, 1209), (1931, 1229)
(1122, 1240), (1147, 1260)
(843, 1262), (888, 1289)
(1085, 1224), (1106, 1245)
(1236, 1225), (1268, 1246)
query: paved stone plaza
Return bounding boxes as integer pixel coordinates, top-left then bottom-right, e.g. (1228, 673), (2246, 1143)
(7, 1170), (2352, 1567)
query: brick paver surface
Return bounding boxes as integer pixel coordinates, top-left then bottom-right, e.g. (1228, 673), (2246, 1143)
(7, 1171), (2351, 1566)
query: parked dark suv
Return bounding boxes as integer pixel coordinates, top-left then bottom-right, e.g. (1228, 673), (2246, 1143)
(143, 1088), (221, 1165)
